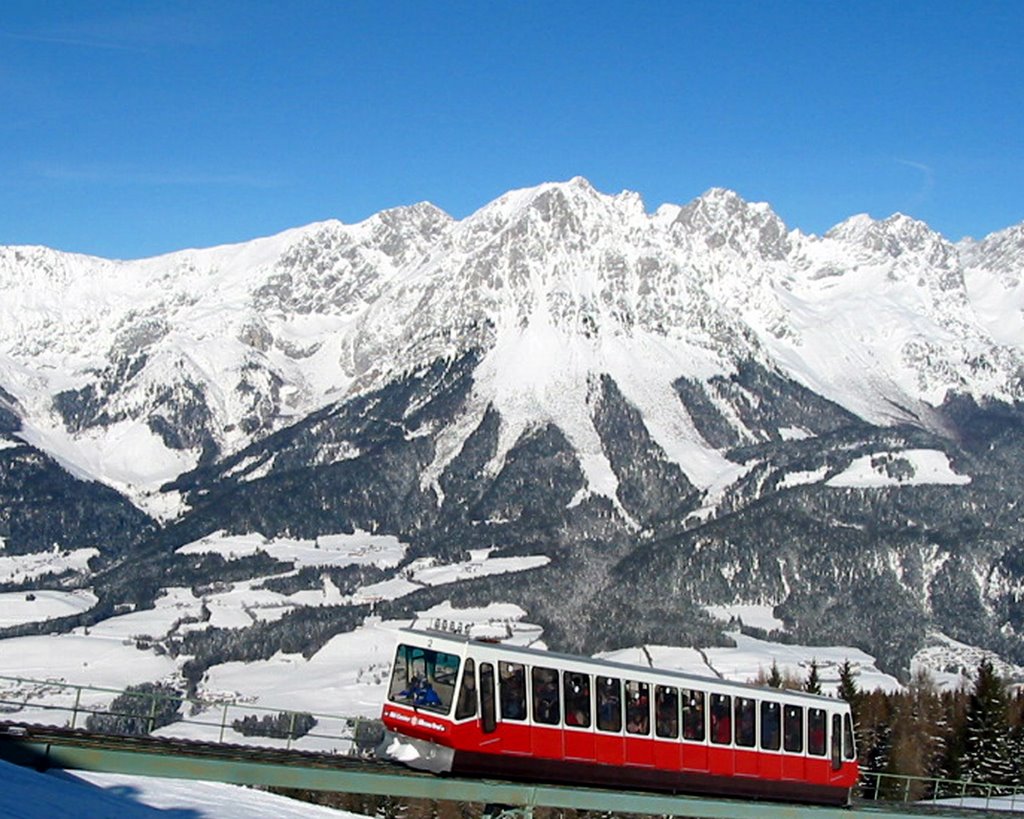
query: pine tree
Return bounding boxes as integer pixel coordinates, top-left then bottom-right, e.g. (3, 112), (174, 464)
(940, 688), (970, 786)
(837, 658), (859, 721)
(768, 659), (783, 688)
(886, 669), (947, 794)
(805, 659), (822, 695)
(960, 659), (1015, 786)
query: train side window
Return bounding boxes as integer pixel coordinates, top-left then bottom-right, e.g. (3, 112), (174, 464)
(843, 713), (856, 760)
(655, 685), (679, 739)
(597, 676), (622, 732)
(710, 693), (732, 745)
(760, 701), (781, 750)
(808, 708), (826, 756)
(625, 681), (650, 735)
(532, 667), (560, 725)
(480, 663), (497, 734)
(682, 690), (705, 741)
(563, 672), (591, 728)
(454, 658), (477, 719)
(735, 697), (756, 747)
(499, 662), (527, 721)
(783, 705), (803, 753)
(830, 713), (841, 770)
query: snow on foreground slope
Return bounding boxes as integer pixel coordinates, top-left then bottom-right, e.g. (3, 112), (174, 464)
(0, 759), (367, 819)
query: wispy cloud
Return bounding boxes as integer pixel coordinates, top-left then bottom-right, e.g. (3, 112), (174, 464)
(894, 158), (936, 211)
(0, 30), (146, 53)
(31, 162), (284, 190)
(0, 10), (213, 54)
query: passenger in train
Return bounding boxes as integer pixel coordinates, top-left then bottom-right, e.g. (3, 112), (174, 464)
(501, 672), (526, 720)
(399, 675), (443, 707)
(398, 675), (424, 701)
(711, 696), (731, 744)
(564, 674), (590, 726)
(597, 678), (621, 730)
(626, 689), (649, 734)
(682, 692), (704, 740)
(535, 676), (559, 723)
(808, 714), (826, 755)
(655, 692), (678, 737)
(415, 682), (443, 707)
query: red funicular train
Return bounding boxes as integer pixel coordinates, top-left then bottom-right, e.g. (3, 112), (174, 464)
(381, 627), (858, 806)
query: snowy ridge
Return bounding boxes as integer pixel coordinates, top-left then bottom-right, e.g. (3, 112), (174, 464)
(2, 178), (1024, 511)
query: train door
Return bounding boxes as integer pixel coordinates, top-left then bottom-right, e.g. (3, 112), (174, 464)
(758, 700), (782, 780)
(562, 671), (595, 761)
(624, 680), (654, 766)
(453, 658), (478, 745)
(781, 704), (805, 781)
(480, 663), (498, 737)
(653, 685), (681, 771)
(733, 696), (758, 777)
(842, 712), (857, 782)
(807, 707), (828, 784)
(594, 675), (624, 766)
(707, 693), (733, 776)
(530, 666), (562, 759)
(680, 689), (708, 772)
(829, 713), (844, 784)
(498, 661), (530, 755)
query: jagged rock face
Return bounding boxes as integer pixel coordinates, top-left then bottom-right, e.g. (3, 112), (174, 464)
(3, 179), (1024, 674)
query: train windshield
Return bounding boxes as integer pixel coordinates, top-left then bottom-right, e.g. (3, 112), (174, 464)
(387, 643), (460, 715)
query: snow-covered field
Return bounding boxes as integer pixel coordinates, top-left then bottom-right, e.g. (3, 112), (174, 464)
(177, 529), (408, 570)
(2, 532), (1013, 764)
(0, 589), (97, 628)
(1, 574), (1001, 740)
(0, 759), (368, 819)
(1, 601), (910, 749)
(826, 449), (971, 488)
(2, 584), (1018, 818)
(0, 547), (98, 585)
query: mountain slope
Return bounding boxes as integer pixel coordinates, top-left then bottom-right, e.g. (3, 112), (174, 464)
(3, 178), (1024, 677)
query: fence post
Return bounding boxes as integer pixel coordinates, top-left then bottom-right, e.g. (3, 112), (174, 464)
(286, 711), (297, 750)
(219, 702), (229, 743)
(69, 686), (83, 730)
(147, 693), (158, 734)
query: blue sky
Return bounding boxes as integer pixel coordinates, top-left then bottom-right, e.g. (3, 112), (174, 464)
(2, 1), (1021, 259)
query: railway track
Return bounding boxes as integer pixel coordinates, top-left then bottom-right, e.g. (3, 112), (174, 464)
(0, 720), (393, 772)
(0, 721), (1013, 818)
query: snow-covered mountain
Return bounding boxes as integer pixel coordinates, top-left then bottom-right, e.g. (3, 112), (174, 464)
(2, 177), (1021, 513)
(2, 177), (1024, 679)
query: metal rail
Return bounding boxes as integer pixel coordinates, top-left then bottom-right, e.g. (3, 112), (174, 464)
(0, 674), (377, 753)
(860, 770), (1024, 812)
(0, 675), (1012, 818)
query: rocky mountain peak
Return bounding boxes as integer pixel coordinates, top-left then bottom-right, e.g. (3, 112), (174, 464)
(827, 212), (951, 260)
(962, 221), (1024, 283)
(670, 188), (791, 260)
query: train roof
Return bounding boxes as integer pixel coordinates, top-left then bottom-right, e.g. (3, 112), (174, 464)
(398, 627), (843, 707)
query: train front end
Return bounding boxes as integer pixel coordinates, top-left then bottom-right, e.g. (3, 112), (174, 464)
(380, 635), (464, 773)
